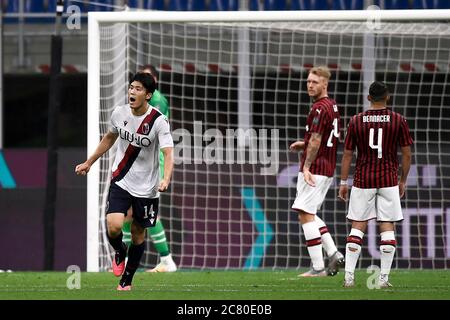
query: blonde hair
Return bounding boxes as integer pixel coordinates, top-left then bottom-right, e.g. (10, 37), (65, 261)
(309, 66), (331, 80)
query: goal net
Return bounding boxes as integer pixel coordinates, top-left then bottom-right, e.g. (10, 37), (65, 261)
(87, 9), (450, 271)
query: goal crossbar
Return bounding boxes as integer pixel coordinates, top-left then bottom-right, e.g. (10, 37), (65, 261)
(88, 9), (450, 23)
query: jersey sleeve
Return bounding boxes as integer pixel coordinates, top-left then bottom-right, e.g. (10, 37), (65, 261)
(155, 115), (174, 149)
(398, 116), (414, 147)
(309, 103), (330, 136)
(344, 117), (356, 151)
(109, 107), (119, 134)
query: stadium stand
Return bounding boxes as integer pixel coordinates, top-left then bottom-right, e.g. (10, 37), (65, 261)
(2, 0), (450, 13)
(370, 0), (411, 9)
(1, 0), (449, 73)
(332, 0), (364, 10)
(209, 0), (239, 10)
(2, 0), (18, 12)
(412, 0), (449, 9)
(291, 0), (320, 10)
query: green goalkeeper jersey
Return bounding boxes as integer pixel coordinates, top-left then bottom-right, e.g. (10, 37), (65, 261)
(149, 89), (170, 178)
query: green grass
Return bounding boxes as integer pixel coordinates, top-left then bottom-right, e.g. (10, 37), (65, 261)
(1, 270), (450, 300)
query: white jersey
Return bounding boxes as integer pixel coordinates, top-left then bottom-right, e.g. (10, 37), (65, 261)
(109, 104), (173, 198)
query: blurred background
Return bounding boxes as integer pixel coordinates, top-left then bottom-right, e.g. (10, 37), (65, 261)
(0, 0), (449, 271)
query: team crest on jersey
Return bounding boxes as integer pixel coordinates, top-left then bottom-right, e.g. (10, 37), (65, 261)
(142, 123), (150, 135)
(313, 116), (320, 125)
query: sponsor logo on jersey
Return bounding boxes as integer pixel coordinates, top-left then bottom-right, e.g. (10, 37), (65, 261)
(119, 128), (151, 147)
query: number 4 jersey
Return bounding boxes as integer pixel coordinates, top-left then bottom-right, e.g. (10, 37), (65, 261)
(344, 108), (413, 189)
(300, 97), (341, 177)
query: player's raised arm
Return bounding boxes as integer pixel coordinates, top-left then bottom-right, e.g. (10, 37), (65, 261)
(75, 131), (119, 176)
(399, 145), (412, 198)
(159, 146), (174, 192)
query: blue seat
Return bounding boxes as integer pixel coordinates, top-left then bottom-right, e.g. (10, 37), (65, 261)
(192, 0), (206, 10)
(25, 0), (46, 12)
(25, 0), (73, 13)
(413, 0), (450, 9)
(249, 0), (262, 10)
(332, 0), (364, 10)
(144, 0), (166, 10)
(373, 0), (410, 9)
(264, 0), (286, 10)
(126, 0), (141, 9)
(209, 0), (239, 10)
(438, 0), (450, 8)
(2, 0), (19, 24)
(3, 0), (19, 13)
(290, 0), (331, 10)
(20, 0), (60, 23)
(251, 0), (330, 10)
(88, 0), (114, 11)
(168, 0), (206, 10)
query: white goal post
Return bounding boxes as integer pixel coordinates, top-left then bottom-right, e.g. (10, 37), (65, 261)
(87, 9), (450, 272)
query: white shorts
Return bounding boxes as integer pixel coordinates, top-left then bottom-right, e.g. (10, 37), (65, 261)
(347, 186), (403, 222)
(291, 173), (333, 215)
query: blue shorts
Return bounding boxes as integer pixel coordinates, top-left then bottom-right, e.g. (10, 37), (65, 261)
(106, 183), (159, 228)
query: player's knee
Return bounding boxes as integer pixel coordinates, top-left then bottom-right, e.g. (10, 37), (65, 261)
(107, 219), (123, 235)
(131, 233), (145, 245)
(108, 225), (122, 237)
(298, 212), (314, 224)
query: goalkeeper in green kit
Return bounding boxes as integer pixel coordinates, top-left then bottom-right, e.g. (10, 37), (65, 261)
(121, 64), (177, 272)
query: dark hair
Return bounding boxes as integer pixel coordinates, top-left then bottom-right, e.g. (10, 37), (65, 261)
(130, 72), (156, 94)
(369, 81), (390, 102)
(140, 64), (159, 82)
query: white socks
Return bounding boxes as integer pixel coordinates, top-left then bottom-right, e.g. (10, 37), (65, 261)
(315, 216), (338, 257)
(302, 221), (324, 270)
(344, 228), (397, 284)
(380, 231), (396, 279)
(345, 228), (364, 276)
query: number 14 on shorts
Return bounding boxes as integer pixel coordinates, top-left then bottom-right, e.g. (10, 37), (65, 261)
(144, 205), (155, 222)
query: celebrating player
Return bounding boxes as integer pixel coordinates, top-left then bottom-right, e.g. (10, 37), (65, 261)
(290, 66), (345, 277)
(121, 65), (177, 273)
(338, 81), (413, 288)
(75, 72), (174, 290)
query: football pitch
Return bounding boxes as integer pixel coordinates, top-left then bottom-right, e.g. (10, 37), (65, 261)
(1, 270), (450, 300)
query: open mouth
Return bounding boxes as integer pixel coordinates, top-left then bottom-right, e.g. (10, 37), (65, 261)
(129, 97), (136, 103)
